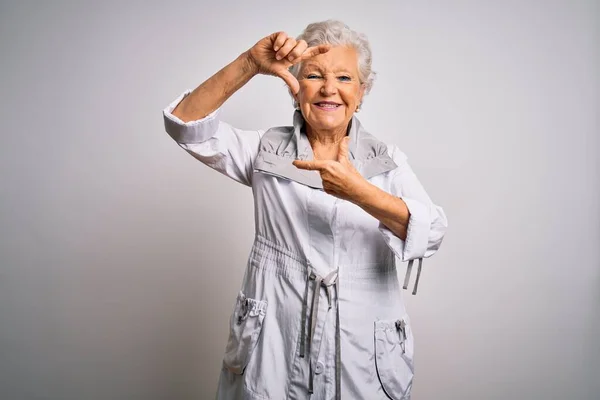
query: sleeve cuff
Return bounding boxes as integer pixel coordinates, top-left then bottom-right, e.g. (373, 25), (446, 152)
(162, 90), (222, 144)
(378, 197), (431, 262)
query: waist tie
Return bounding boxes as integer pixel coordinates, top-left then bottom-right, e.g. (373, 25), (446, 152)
(299, 269), (341, 399)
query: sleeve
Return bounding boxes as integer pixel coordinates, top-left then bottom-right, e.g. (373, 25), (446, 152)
(162, 90), (265, 187)
(378, 145), (448, 294)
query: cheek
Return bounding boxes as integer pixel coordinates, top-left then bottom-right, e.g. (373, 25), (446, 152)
(298, 84), (316, 102)
(342, 87), (361, 105)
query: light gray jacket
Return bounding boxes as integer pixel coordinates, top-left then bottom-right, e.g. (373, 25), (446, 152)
(163, 90), (448, 400)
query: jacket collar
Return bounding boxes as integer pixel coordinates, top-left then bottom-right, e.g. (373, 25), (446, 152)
(254, 110), (397, 189)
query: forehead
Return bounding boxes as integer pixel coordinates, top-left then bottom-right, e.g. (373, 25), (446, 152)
(301, 46), (359, 73)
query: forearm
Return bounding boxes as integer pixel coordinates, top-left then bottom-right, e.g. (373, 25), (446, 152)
(354, 182), (410, 240)
(172, 52), (258, 122)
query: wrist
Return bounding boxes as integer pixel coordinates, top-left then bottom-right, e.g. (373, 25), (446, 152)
(239, 51), (259, 77)
(351, 179), (377, 207)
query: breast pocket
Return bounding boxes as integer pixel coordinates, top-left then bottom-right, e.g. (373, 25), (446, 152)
(222, 291), (268, 375)
(374, 318), (415, 399)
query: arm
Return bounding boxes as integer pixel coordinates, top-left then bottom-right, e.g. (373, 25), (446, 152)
(163, 91), (264, 186)
(293, 139), (448, 293)
(163, 32), (330, 186)
(162, 49), (263, 187)
(372, 151), (447, 294)
(295, 139), (446, 259)
(171, 53), (257, 123)
(354, 184), (410, 241)
(373, 146), (447, 263)
(172, 31), (330, 122)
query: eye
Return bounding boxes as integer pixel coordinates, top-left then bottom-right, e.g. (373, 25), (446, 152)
(337, 75), (352, 82)
(307, 74), (322, 79)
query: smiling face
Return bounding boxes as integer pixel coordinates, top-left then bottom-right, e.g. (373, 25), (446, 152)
(295, 46), (365, 135)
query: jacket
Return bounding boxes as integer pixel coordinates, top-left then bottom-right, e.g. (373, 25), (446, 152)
(163, 90), (448, 399)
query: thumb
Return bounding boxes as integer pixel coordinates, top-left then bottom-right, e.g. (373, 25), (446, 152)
(337, 136), (350, 162)
(276, 69), (300, 95)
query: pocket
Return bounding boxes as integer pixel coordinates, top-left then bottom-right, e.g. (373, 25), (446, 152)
(222, 291), (268, 375)
(374, 318), (415, 400)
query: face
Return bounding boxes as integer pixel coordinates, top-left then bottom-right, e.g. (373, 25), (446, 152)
(295, 46), (365, 134)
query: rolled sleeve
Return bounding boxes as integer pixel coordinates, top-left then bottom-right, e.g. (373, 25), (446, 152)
(378, 145), (448, 262)
(161, 90), (263, 187)
(378, 197), (432, 262)
(377, 146), (448, 295)
(162, 90), (221, 144)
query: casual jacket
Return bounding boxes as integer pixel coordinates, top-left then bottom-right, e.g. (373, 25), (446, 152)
(163, 90), (448, 400)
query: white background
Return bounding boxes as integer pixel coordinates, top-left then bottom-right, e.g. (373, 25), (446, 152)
(1, 0), (598, 399)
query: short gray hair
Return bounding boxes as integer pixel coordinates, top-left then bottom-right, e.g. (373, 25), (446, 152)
(289, 20), (376, 108)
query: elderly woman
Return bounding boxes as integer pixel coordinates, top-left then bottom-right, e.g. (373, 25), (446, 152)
(163, 20), (447, 400)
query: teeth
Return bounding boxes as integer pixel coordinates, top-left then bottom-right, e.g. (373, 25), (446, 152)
(317, 103), (339, 108)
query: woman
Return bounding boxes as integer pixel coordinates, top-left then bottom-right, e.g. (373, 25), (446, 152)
(163, 20), (447, 400)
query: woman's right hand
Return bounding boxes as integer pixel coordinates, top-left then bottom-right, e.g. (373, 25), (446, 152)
(244, 32), (330, 95)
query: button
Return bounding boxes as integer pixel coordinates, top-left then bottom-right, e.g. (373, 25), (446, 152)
(314, 361), (324, 375)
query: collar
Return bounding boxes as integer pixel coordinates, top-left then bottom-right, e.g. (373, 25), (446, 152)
(254, 110), (397, 189)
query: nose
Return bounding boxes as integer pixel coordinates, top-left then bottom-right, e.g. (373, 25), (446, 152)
(320, 77), (338, 96)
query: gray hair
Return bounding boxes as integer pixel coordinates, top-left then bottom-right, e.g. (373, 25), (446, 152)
(289, 20), (376, 108)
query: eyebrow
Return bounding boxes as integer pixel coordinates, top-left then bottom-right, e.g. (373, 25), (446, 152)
(301, 64), (354, 74)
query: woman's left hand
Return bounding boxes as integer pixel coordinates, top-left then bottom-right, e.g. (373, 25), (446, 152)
(293, 137), (369, 203)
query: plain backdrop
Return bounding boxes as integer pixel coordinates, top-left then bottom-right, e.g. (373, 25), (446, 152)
(1, 0), (599, 399)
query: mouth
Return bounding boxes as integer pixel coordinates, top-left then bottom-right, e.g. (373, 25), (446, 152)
(313, 102), (342, 111)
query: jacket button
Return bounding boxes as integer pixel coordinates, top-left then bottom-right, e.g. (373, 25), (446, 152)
(314, 361), (324, 375)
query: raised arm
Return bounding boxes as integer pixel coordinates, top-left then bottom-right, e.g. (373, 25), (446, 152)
(172, 32), (331, 122)
(171, 53), (257, 122)
(163, 32), (330, 186)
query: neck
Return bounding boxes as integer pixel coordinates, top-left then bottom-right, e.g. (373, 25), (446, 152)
(305, 123), (349, 146)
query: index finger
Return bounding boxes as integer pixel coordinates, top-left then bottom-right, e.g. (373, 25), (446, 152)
(293, 159), (327, 171)
(299, 44), (331, 60)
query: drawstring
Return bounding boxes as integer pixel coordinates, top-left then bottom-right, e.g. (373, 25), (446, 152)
(297, 259), (419, 398)
(300, 269), (339, 398)
(299, 272), (310, 358)
(403, 258), (423, 295)
(335, 297), (341, 399)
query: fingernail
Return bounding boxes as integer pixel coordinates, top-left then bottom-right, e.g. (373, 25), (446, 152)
(276, 54), (282, 60)
(288, 55), (294, 61)
(274, 46), (280, 51)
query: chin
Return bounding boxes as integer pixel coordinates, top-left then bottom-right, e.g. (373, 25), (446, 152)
(308, 116), (345, 130)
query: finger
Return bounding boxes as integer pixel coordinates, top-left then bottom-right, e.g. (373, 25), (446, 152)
(293, 159), (327, 171)
(277, 69), (300, 94)
(300, 44), (331, 60)
(276, 37), (297, 60)
(272, 32), (288, 52)
(337, 136), (350, 162)
(286, 39), (308, 63)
